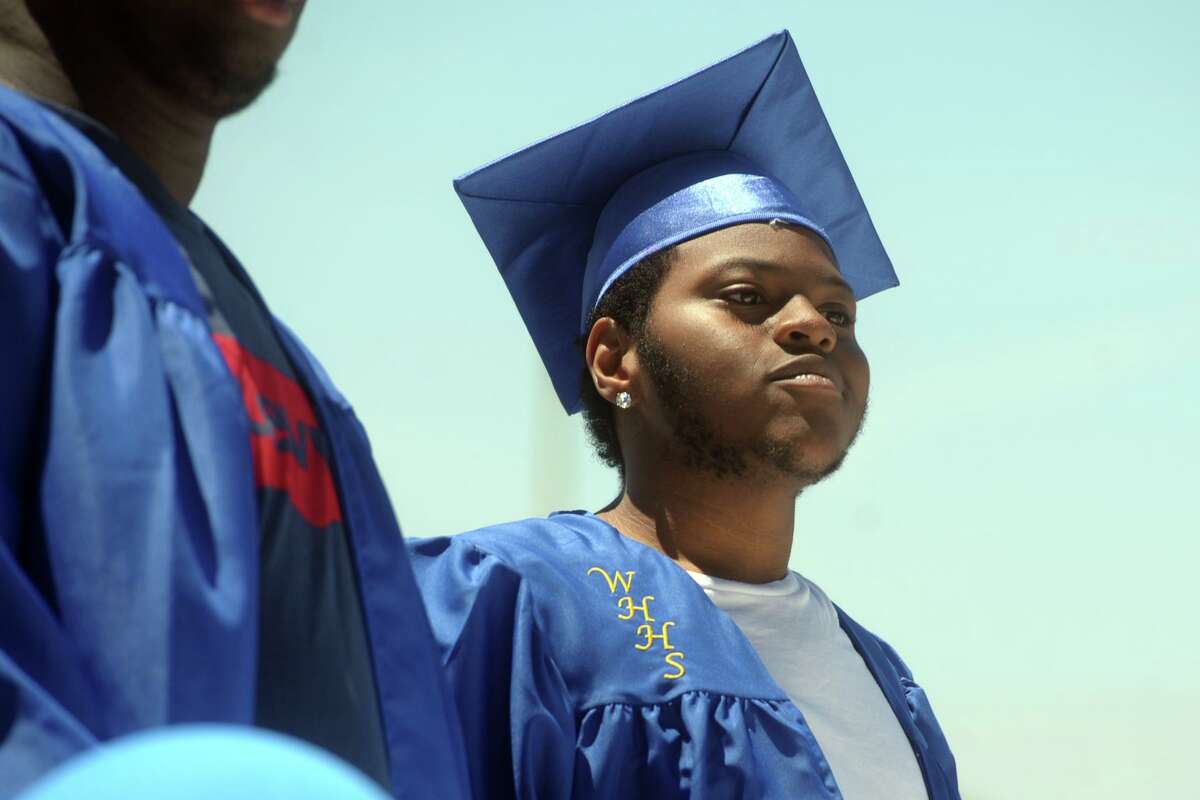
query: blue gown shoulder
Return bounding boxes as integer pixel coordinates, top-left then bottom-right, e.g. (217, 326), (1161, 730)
(411, 512), (798, 705)
(408, 514), (850, 799)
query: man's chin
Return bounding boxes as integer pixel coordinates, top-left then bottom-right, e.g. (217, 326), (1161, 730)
(191, 64), (278, 116)
(750, 431), (856, 488)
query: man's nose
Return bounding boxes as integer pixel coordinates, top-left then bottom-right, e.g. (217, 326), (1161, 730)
(772, 296), (836, 353)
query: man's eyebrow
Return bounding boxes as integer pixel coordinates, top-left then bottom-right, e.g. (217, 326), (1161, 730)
(813, 273), (856, 295)
(710, 258), (855, 295)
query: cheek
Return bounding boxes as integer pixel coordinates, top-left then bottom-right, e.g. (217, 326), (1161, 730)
(839, 341), (870, 404)
(690, 351), (783, 440)
(657, 320), (768, 413)
(676, 324), (767, 396)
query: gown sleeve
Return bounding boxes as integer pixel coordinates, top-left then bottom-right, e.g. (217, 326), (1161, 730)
(0, 142), (100, 791)
(1, 121), (259, 795)
(875, 637), (961, 799)
(407, 536), (577, 800)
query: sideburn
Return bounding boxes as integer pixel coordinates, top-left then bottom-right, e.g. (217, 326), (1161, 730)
(637, 328), (753, 480)
(636, 327), (851, 484)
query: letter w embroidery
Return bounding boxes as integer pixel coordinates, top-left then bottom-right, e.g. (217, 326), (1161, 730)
(587, 566), (635, 594)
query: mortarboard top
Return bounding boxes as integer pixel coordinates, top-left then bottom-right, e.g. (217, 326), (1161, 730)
(454, 30), (896, 414)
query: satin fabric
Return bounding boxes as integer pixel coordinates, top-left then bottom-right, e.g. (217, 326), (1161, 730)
(0, 86), (468, 799)
(585, 153), (829, 329)
(408, 513), (961, 799)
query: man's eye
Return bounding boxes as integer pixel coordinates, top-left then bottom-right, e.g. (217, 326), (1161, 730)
(725, 289), (765, 305)
(823, 309), (853, 327)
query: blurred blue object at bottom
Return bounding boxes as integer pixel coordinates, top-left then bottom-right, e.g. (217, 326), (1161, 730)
(16, 726), (390, 800)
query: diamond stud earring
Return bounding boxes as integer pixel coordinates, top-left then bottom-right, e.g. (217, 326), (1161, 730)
(615, 391), (633, 409)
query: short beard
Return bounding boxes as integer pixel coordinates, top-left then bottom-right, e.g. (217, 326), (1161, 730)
(105, 4), (278, 117)
(638, 330), (863, 487)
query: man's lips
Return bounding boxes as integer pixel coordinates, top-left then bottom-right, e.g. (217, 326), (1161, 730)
(777, 373), (840, 392)
(767, 355), (844, 393)
(239, 0), (301, 28)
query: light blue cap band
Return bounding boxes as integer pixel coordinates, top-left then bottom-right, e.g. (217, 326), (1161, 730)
(580, 151), (829, 330)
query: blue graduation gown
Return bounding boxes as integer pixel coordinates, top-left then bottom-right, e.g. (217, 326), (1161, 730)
(0, 86), (468, 799)
(409, 512), (960, 799)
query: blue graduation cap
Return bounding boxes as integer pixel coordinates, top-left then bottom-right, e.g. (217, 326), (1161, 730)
(454, 30), (895, 414)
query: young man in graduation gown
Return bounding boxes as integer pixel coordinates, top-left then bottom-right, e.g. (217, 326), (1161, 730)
(408, 32), (961, 799)
(0, 2), (466, 796)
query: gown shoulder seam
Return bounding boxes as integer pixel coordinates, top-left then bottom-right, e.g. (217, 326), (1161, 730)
(576, 688), (790, 713)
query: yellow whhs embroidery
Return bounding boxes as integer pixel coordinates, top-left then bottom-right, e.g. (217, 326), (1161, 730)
(587, 566), (635, 594)
(586, 565), (687, 680)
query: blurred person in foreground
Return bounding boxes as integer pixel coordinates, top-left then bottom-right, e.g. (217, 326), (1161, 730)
(408, 32), (960, 799)
(0, 2), (465, 796)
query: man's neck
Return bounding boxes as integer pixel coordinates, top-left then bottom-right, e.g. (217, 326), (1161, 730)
(0, 4), (78, 108)
(76, 71), (216, 207)
(599, 462), (802, 584)
(0, 4), (215, 205)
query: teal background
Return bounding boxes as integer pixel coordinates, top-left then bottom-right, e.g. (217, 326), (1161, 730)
(194, 2), (1199, 797)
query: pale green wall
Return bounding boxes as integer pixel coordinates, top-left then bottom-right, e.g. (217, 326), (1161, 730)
(194, 2), (1200, 796)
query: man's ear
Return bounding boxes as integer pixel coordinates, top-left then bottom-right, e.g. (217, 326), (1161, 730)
(584, 317), (638, 405)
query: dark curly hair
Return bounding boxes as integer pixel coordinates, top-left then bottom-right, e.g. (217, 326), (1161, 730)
(577, 248), (676, 477)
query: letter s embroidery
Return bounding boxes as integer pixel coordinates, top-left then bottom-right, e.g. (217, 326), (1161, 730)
(663, 651), (686, 680)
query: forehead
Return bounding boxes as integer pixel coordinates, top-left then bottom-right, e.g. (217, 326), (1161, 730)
(668, 222), (844, 286)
